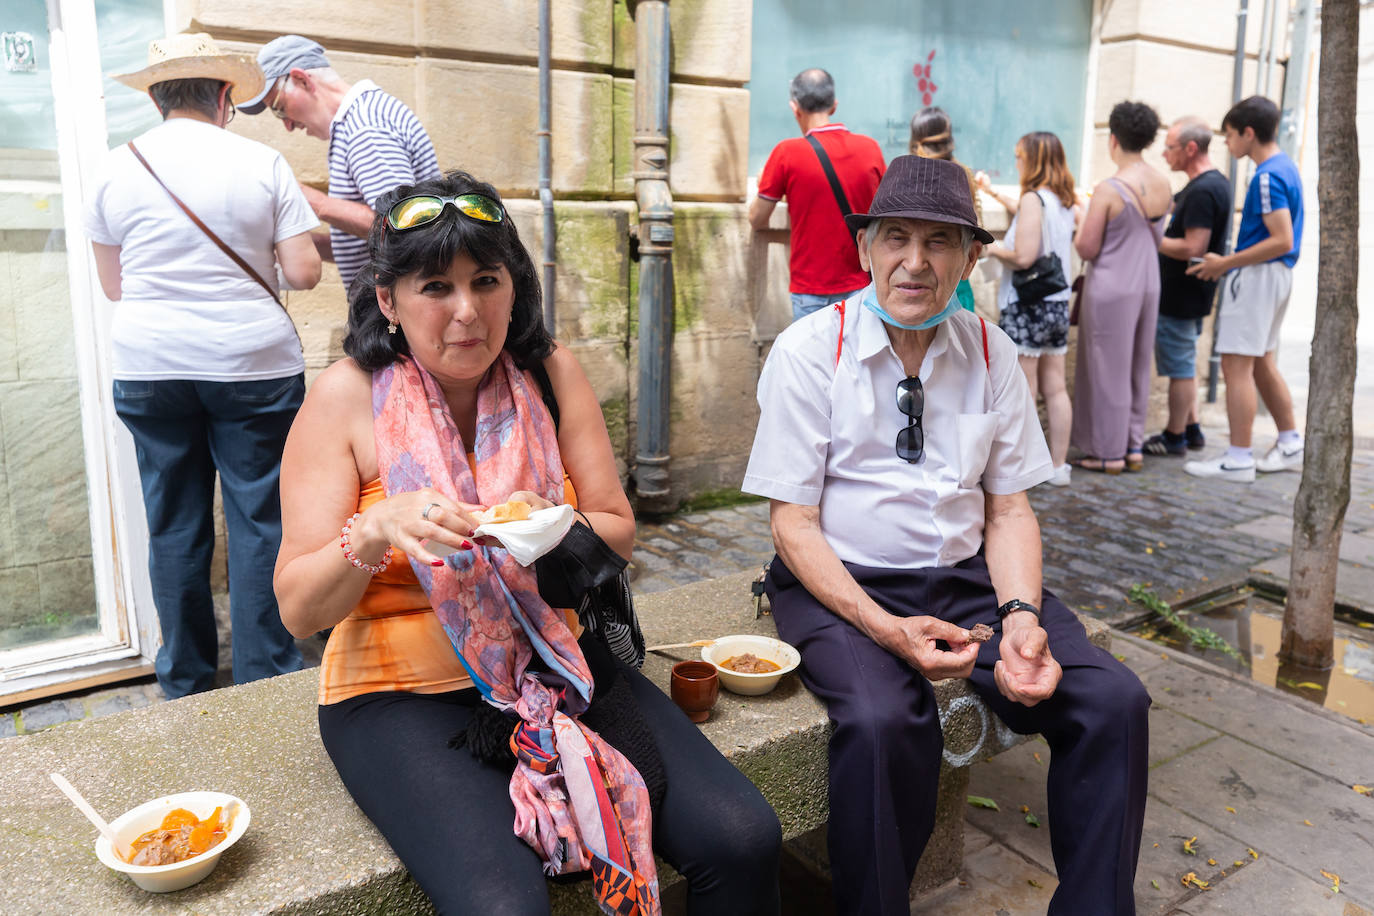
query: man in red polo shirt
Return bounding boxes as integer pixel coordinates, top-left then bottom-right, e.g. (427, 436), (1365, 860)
(749, 68), (886, 321)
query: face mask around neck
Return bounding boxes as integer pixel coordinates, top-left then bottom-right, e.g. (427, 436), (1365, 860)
(861, 284), (963, 331)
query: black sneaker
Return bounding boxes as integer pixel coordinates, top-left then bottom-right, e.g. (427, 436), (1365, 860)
(1142, 432), (1186, 456)
(1185, 425), (1206, 451)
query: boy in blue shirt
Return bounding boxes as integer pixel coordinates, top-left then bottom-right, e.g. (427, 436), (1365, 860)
(1184, 96), (1304, 483)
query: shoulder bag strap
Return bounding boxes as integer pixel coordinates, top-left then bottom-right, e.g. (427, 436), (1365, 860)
(1033, 189), (1053, 259)
(805, 133), (853, 219)
(126, 141), (283, 308)
(979, 317), (989, 371)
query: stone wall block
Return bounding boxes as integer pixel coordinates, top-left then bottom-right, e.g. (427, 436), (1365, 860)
(612, 79), (750, 200)
(284, 268), (350, 372)
(0, 565), (41, 637)
(10, 244), (75, 381)
(611, 0), (751, 83)
(417, 0), (613, 67)
(37, 557), (98, 633)
(182, 0), (416, 49)
(672, 203), (754, 335)
(1094, 41), (1259, 128)
(0, 246), (21, 384)
(420, 60), (613, 196)
(0, 383), (92, 564)
(223, 46), (421, 188)
(1100, 0), (1266, 55)
(661, 333), (761, 501)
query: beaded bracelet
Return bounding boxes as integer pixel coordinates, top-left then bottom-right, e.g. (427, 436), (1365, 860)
(340, 512), (393, 575)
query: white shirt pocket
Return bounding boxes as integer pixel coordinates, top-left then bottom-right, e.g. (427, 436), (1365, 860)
(954, 413), (1000, 489)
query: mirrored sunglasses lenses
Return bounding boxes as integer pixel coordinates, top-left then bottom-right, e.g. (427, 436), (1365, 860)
(896, 378), (924, 417)
(896, 425), (924, 463)
(454, 195), (504, 223)
(388, 197), (446, 230)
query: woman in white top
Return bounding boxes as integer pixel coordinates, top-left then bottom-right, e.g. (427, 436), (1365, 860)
(84, 34), (322, 698)
(979, 132), (1080, 486)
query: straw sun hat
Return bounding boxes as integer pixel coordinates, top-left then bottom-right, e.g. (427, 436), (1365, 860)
(112, 32), (264, 99)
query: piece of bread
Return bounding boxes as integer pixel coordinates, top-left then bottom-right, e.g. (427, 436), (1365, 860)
(968, 623), (995, 643)
(475, 500), (532, 525)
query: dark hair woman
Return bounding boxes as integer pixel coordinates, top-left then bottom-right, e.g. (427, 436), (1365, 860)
(981, 131), (1080, 486)
(274, 170), (781, 915)
(1071, 100), (1172, 474)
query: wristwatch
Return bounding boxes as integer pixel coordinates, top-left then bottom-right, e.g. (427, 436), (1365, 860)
(996, 598), (1041, 622)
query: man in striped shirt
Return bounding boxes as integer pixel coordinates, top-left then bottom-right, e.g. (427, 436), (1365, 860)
(239, 35), (441, 289)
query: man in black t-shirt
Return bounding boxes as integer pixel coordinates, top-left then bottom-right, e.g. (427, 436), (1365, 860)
(1144, 116), (1234, 457)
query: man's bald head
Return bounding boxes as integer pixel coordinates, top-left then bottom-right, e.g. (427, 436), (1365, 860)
(1172, 116), (1214, 154)
(789, 68), (835, 114)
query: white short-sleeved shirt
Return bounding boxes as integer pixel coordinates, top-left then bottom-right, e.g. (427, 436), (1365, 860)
(742, 290), (1053, 569)
(84, 118), (319, 381)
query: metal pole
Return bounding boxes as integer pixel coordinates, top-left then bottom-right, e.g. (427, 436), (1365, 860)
(631, 0), (674, 504)
(538, 0), (556, 332)
(1279, 0), (1316, 160)
(1208, 0), (1251, 404)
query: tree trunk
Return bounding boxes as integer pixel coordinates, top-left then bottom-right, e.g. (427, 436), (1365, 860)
(1281, 0), (1360, 669)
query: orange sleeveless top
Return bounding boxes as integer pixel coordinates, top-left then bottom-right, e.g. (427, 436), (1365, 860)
(318, 471), (580, 705)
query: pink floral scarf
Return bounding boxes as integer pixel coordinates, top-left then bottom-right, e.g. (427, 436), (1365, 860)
(373, 353), (660, 915)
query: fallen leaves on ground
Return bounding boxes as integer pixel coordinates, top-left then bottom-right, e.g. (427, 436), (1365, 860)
(1033, 752), (1042, 764)
(1182, 836), (1199, 855)
(1027, 879), (1042, 888)
(1354, 785), (1373, 797)
(1233, 860), (1245, 867)
(1207, 858), (1218, 866)
(1303, 819), (1314, 826)
(1151, 879), (1160, 890)
(1248, 848), (1259, 859)
(1321, 869), (1340, 894)
(1225, 806), (1236, 813)
(967, 795), (999, 810)
(1180, 872), (1210, 890)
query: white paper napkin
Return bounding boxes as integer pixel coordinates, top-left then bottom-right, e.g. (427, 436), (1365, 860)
(472, 504), (576, 566)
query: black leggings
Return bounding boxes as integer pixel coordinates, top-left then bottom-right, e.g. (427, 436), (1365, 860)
(319, 666), (782, 916)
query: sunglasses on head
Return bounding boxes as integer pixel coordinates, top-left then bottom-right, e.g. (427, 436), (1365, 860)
(895, 376), (925, 464)
(384, 194), (506, 232)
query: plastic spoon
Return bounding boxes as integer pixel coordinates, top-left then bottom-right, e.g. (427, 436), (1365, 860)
(50, 773), (128, 861)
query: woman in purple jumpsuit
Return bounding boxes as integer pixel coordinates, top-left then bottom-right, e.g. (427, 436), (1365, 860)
(1071, 101), (1172, 473)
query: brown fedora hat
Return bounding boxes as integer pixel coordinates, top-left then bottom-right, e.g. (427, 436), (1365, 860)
(845, 155), (993, 244)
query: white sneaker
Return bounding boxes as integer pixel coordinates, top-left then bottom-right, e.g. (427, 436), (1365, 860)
(1184, 455), (1256, 483)
(1256, 442), (1304, 473)
(1047, 464), (1072, 487)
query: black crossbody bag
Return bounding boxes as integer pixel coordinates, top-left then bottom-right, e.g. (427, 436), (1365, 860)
(527, 363), (646, 669)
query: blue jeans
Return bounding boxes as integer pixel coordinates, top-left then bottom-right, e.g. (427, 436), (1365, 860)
(114, 375), (305, 698)
(791, 286), (865, 322)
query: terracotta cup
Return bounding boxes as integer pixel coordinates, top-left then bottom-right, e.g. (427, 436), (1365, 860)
(670, 660), (719, 723)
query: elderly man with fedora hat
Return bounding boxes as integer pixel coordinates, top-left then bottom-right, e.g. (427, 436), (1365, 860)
(743, 156), (1150, 915)
(85, 33), (322, 698)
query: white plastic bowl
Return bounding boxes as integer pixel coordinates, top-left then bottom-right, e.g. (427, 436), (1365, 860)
(701, 635), (801, 696)
(94, 791), (250, 893)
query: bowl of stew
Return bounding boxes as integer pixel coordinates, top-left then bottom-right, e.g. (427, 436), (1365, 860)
(701, 635), (800, 696)
(94, 791), (250, 892)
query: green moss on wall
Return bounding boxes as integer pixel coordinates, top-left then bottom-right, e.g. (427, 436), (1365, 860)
(554, 205), (631, 339)
(600, 394), (631, 456)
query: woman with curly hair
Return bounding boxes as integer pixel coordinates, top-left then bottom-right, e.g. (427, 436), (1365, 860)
(981, 132), (1080, 486)
(1070, 101), (1172, 473)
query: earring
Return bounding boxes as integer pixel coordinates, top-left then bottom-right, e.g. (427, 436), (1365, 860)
(387, 320), (397, 335)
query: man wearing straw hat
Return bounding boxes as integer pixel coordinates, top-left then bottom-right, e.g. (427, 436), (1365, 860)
(743, 156), (1150, 915)
(237, 35), (440, 290)
(85, 33), (322, 699)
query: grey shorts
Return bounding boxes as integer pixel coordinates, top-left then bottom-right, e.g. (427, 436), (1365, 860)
(1214, 261), (1293, 357)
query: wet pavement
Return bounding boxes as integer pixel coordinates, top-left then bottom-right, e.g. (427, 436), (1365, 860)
(5, 424), (1373, 914)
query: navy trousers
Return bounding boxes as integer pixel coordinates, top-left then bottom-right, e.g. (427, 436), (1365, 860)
(114, 375), (305, 698)
(768, 554), (1150, 916)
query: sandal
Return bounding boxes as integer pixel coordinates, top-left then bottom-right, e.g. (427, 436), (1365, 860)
(1125, 452), (1144, 472)
(1071, 456), (1125, 475)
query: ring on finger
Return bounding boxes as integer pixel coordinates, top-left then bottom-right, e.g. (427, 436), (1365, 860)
(421, 502), (441, 521)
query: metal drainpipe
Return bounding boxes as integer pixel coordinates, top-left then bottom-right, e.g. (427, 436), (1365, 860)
(538, 0), (556, 330)
(1208, 0), (1250, 404)
(630, 0), (674, 505)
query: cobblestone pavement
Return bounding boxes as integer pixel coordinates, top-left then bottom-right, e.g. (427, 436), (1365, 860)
(6, 429), (1373, 737)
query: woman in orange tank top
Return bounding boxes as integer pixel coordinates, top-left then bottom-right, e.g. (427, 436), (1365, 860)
(273, 171), (779, 915)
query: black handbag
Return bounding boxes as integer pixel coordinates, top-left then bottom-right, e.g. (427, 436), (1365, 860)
(535, 516), (645, 669)
(525, 360), (646, 669)
(1011, 190), (1070, 303)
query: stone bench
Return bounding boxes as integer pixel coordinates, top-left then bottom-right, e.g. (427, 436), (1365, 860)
(0, 570), (1107, 915)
